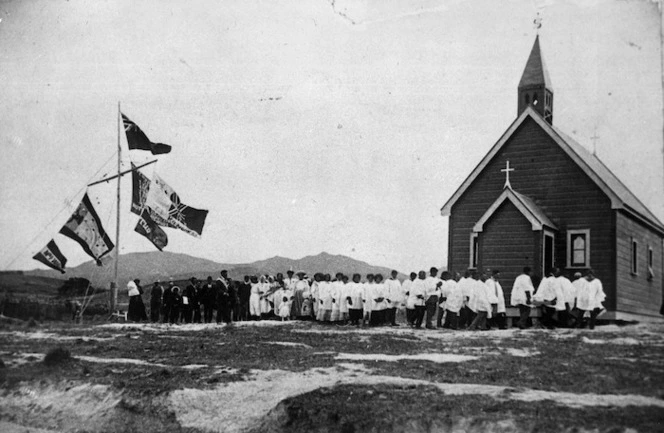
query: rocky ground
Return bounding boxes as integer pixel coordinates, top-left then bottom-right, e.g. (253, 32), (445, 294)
(0, 318), (663, 432)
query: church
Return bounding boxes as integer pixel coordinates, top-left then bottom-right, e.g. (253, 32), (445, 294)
(440, 36), (664, 320)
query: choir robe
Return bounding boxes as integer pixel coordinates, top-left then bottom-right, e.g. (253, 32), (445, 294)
(370, 283), (388, 312)
(329, 280), (342, 321)
(317, 281), (333, 321)
(442, 280), (464, 313)
(510, 274), (535, 306)
(485, 278), (506, 314)
(402, 279), (414, 309)
(384, 278), (404, 309)
(457, 277), (475, 309)
(534, 276), (566, 311)
(249, 283), (261, 317)
(363, 282), (374, 320)
(576, 278), (606, 311)
(311, 281), (320, 317)
(571, 278), (587, 309)
(407, 280), (426, 308)
(557, 276), (576, 307)
(347, 282), (364, 310)
(473, 280), (492, 317)
(338, 282), (350, 321)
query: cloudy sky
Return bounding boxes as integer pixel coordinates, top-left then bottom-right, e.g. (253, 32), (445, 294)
(1, 0), (662, 274)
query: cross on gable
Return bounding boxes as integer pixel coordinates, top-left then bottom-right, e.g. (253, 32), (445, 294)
(501, 160), (515, 189)
(590, 128), (600, 156)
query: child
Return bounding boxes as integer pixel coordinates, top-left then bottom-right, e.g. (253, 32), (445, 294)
(279, 294), (292, 321)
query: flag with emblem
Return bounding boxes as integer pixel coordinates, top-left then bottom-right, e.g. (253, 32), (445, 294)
(121, 113), (172, 155)
(144, 173), (209, 238)
(135, 208), (168, 251)
(32, 239), (68, 274)
(59, 193), (114, 265)
(130, 163), (151, 215)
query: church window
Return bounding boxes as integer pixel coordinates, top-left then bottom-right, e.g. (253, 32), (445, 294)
(566, 229), (590, 268)
(470, 233), (479, 269)
(631, 238), (638, 275)
(533, 93), (539, 105)
(647, 245), (654, 281)
(525, 94), (530, 105)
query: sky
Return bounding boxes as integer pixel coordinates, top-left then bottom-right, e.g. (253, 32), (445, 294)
(1, 0), (663, 274)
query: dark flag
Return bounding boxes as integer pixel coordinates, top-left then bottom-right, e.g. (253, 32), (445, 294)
(135, 208), (168, 251)
(59, 193), (114, 266)
(130, 163), (150, 215)
(144, 173), (209, 238)
(122, 113), (172, 155)
(32, 240), (67, 274)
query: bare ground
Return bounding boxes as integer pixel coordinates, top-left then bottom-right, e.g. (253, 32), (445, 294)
(0, 320), (663, 432)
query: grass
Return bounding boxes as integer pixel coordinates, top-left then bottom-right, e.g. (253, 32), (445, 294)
(0, 321), (663, 432)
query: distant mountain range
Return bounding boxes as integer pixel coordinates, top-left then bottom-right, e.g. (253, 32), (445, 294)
(20, 251), (402, 287)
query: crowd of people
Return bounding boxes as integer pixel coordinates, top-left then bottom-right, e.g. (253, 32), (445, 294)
(125, 266), (607, 330)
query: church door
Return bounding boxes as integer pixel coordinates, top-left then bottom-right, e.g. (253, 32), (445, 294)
(543, 230), (555, 276)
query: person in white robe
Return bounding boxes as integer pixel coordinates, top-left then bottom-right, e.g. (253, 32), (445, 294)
(442, 272), (464, 329)
(347, 273), (364, 326)
(317, 274), (333, 322)
(457, 271), (476, 328)
(424, 267), (442, 329)
(575, 269), (606, 329)
(468, 274), (491, 330)
(249, 277), (261, 319)
(384, 270), (403, 326)
(409, 271), (427, 328)
(485, 270), (506, 329)
(328, 273), (342, 322)
(533, 268), (566, 328)
(402, 272), (416, 326)
(338, 275), (351, 323)
(370, 274), (388, 326)
(310, 274), (321, 319)
(363, 274), (375, 324)
(291, 272), (308, 319)
(258, 276), (273, 319)
(510, 267), (535, 329)
(556, 270), (576, 327)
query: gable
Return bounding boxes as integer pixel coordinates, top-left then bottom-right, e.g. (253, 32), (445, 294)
(473, 188), (557, 233)
(440, 107), (664, 234)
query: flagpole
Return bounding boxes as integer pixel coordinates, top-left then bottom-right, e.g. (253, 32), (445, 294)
(111, 101), (121, 317)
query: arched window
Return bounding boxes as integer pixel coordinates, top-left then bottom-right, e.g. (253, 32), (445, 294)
(525, 94), (530, 105)
(533, 93), (539, 106)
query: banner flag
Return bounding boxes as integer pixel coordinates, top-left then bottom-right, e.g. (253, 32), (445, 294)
(130, 163), (151, 215)
(32, 239), (68, 274)
(121, 113), (172, 155)
(59, 193), (114, 265)
(135, 208), (168, 251)
(144, 173), (209, 238)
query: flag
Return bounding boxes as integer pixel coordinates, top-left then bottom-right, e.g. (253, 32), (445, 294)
(135, 208), (168, 251)
(32, 239), (68, 274)
(130, 163), (150, 215)
(59, 193), (114, 265)
(144, 173), (209, 238)
(121, 113), (172, 155)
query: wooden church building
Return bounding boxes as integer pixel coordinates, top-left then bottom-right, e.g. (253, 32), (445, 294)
(440, 36), (664, 320)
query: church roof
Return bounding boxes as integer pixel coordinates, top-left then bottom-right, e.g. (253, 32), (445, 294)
(518, 35), (552, 89)
(473, 187), (558, 233)
(440, 106), (664, 234)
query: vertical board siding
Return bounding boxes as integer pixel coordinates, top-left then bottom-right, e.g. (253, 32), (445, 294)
(615, 211), (663, 316)
(448, 117), (615, 306)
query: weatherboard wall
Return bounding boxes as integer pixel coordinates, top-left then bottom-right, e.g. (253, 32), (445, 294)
(614, 210), (663, 316)
(447, 116), (615, 305)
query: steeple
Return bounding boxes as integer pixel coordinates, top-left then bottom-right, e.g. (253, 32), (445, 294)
(518, 35), (553, 124)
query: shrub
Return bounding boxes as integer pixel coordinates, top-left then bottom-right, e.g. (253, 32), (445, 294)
(43, 347), (71, 366)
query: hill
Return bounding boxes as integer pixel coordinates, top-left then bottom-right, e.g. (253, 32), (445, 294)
(21, 251), (402, 287)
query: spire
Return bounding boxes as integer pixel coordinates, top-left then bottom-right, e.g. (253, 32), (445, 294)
(519, 35), (552, 89)
(517, 35), (554, 124)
